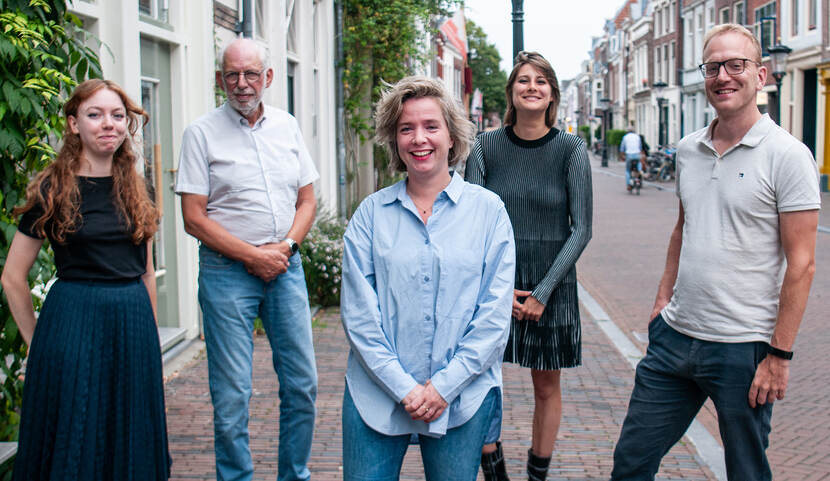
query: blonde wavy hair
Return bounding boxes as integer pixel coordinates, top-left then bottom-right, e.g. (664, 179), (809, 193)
(15, 79), (158, 244)
(374, 76), (475, 172)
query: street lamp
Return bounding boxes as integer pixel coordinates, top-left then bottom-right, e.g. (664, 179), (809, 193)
(767, 44), (792, 125)
(511, 0), (524, 62)
(653, 81), (668, 146)
(599, 97), (610, 167)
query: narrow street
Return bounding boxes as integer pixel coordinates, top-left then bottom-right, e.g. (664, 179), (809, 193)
(162, 152), (829, 480)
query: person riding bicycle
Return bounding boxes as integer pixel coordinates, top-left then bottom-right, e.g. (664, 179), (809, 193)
(620, 125), (642, 191)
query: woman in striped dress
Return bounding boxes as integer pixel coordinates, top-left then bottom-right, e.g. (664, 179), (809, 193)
(465, 51), (593, 481)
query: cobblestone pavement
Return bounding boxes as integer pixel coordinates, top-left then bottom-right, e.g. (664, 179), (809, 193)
(578, 153), (830, 481)
(162, 151), (830, 480)
(165, 306), (716, 480)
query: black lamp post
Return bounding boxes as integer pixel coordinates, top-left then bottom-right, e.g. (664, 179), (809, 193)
(767, 44), (791, 125)
(599, 97), (610, 167)
(653, 81), (668, 146)
(511, 0), (524, 63)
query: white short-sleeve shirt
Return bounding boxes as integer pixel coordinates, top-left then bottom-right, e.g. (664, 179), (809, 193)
(620, 132), (642, 155)
(175, 103), (319, 245)
(662, 114), (821, 343)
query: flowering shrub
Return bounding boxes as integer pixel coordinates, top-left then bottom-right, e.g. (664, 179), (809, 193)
(300, 213), (346, 307)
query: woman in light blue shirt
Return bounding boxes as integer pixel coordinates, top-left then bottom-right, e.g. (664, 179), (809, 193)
(340, 76), (516, 481)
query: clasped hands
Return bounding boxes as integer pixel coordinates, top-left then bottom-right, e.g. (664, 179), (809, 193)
(513, 289), (545, 321)
(402, 380), (448, 423)
(245, 242), (292, 282)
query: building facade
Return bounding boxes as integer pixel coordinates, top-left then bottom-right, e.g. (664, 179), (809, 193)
(69, 0), (339, 349)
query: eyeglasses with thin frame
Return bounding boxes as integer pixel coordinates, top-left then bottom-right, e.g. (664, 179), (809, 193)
(222, 69), (264, 85)
(698, 58), (760, 78)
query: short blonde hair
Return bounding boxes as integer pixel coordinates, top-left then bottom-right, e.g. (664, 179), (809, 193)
(374, 76), (475, 173)
(504, 51), (560, 128)
(703, 23), (763, 63)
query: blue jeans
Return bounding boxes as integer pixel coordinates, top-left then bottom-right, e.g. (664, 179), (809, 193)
(198, 245), (318, 481)
(625, 153), (641, 187)
(611, 314), (773, 481)
(342, 386), (497, 481)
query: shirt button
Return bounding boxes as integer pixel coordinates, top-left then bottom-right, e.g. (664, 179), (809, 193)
(424, 276), (430, 282)
(425, 315), (431, 321)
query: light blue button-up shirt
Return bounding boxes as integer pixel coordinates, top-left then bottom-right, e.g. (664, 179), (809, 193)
(341, 172), (515, 436)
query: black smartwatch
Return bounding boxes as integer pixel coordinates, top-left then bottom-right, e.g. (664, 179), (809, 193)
(284, 238), (299, 255)
(766, 344), (794, 360)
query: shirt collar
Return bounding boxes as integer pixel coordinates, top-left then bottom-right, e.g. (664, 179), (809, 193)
(698, 113), (773, 152)
(379, 171), (463, 206)
(221, 102), (267, 128)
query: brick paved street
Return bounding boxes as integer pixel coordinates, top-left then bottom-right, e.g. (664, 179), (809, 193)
(165, 309), (715, 480)
(162, 152), (829, 480)
(578, 153), (830, 481)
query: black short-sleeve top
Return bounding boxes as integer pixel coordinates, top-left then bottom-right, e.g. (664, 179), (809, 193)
(17, 176), (148, 281)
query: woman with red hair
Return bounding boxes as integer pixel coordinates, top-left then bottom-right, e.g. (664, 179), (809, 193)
(2, 79), (170, 480)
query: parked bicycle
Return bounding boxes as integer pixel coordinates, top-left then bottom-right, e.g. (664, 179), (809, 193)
(643, 145), (676, 182)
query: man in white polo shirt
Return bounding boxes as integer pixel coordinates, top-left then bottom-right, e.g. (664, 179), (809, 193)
(175, 38), (318, 481)
(620, 124), (642, 191)
(610, 24), (820, 481)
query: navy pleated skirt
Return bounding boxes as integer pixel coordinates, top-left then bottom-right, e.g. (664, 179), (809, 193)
(12, 279), (171, 481)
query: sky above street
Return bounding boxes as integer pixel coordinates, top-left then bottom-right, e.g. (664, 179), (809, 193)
(464, 0), (629, 81)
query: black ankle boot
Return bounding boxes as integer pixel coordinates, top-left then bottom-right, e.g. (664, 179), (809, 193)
(481, 442), (510, 481)
(526, 449), (550, 481)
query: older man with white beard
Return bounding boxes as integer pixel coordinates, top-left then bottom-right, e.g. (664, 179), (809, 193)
(175, 38), (319, 481)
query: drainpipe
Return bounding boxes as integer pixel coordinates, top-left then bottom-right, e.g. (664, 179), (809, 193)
(335, 0), (347, 217)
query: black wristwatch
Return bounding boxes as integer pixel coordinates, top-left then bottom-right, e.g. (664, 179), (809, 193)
(284, 238), (299, 255)
(767, 344), (794, 360)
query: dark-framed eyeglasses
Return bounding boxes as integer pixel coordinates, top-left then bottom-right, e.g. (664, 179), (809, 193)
(222, 69), (264, 85)
(698, 58), (759, 78)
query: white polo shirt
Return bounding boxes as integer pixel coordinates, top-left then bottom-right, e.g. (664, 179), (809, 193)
(662, 114), (821, 343)
(175, 103), (319, 245)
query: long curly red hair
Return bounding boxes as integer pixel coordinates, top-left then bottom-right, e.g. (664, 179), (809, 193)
(15, 79), (158, 244)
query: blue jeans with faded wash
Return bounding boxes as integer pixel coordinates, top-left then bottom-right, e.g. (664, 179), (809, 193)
(625, 153), (641, 187)
(611, 314), (773, 481)
(342, 385), (497, 481)
(198, 245), (318, 481)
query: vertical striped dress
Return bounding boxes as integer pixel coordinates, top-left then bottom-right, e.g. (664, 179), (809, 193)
(464, 126), (593, 370)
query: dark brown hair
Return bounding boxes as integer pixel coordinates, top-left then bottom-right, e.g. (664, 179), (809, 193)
(15, 79), (158, 244)
(504, 51), (561, 128)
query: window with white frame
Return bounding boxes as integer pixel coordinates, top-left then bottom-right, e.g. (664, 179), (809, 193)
(685, 17), (693, 68)
(734, 2), (744, 24)
(670, 1), (675, 32)
(656, 7), (662, 36)
(138, 0), (168, 23)
(754, 2), (776, 54)
(670, 41), (675, 84)
(655, 46), (661, 82)
(255, 0), (266, 40)
(792, 0), (799, 35)
(720, 7), (730, 24)
(286, 0), (298, 53)
(663, 44), (669, 83)
(696, 12), (704, 65)
(808, 0), (817, 30)
(664, 7), (669, 34)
